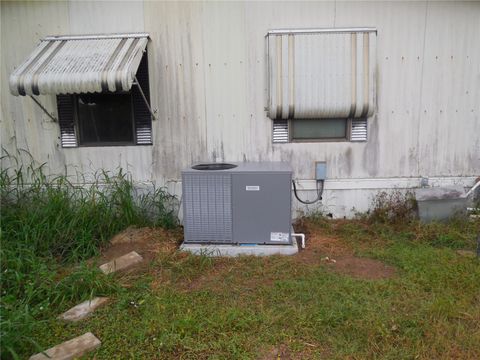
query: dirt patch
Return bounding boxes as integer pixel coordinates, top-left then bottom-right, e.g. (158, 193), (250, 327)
(175, 255), (292, 293)
(180, 260), (232, 292)
(177, 232), (396, 290)
(258, 343), (325, 360)
(292, 223), (396, 280)
(326, 255), (396, 280)
(258, 344), (294, 360)
(294, 238), (396, 280)
(185, 266), (279, 292)
(293, 220), (352, 261)
(100, 227), (180, 262)
(92, 227), (183, 285)
(294, 233), (351, 265)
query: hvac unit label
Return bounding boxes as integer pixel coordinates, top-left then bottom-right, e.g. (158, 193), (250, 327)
(270, 232), (289, 242)
(245, 186), (260, 191)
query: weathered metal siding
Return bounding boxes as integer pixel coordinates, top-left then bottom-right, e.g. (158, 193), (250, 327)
(1, 1), (70, 176)
(1, 1), (153, 181)
(1, 1), (479, 216)
(144, 1), (210, 182)
(417, 2), (480, 176)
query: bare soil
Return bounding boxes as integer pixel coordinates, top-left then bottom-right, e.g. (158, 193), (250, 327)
(183, 228), (396, 291)
(99, 226), (180, 263)
(258, 343), (325, 360)
(294, 233), (351, 265)
(97, 222), (396, 283)
(180, 260), (233, 291)
(92, 227), (182, 281)
(294, 222), (396, 280)
(325, 255), (396, 279)
(259, 344), (292, 360)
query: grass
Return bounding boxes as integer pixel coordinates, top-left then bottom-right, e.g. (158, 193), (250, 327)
(28, 235), (480, 359)
(0, 156), (178, 359)
(17, 215), (480, 360)
(2, 160), (479, 359)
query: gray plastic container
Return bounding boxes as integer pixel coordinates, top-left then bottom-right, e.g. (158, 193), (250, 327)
(415, 186), (467, 222)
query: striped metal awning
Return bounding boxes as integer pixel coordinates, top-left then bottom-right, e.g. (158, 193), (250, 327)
(266, 28), (376, 120)
(9, 33), (149, 96)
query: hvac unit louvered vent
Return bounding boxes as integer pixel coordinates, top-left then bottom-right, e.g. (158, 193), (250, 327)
(183, 173), (233, 243)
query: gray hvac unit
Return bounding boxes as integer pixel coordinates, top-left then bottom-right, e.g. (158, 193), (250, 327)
(182, 162), (292, 245)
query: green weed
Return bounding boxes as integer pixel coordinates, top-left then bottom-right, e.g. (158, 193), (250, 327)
(2, 155), (479, 359)
(28, 236), (480, 359)
(362, 190), (418, 225)
(0, 154), (178, 358)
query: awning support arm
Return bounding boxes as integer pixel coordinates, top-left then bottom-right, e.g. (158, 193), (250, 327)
(29, 96), (57, 122)
(133, 76), (156, 121)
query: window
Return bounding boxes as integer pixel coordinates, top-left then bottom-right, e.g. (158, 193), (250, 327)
(57, 52), (152, 147)
(273, 118), (367, 143)
(76, 93), (134, 145)
(291, 119), (348, 141)
(267, 28), (376, 144)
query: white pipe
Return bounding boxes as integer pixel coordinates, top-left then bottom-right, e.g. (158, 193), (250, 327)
(292, 233), (306, 249)
(465, 180), (480, 198)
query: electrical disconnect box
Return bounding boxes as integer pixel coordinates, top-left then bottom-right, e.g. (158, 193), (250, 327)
(182, 162), (293, 245)
(315, 161), (327, 180)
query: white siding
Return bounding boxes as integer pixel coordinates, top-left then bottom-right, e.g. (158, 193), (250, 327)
(68, 1), (145, 34)
(1, 1), (479, 217)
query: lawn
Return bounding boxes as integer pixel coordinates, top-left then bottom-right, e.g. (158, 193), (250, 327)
(12, 218), (480, 359)
(1, 165), (479, 359)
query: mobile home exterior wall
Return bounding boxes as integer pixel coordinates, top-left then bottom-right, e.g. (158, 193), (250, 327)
(1, 1), (479, 217)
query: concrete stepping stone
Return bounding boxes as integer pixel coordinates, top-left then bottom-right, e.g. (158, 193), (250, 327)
(456, 249), (476, 258)
(99, 251), (143, 274)
(58, 297), (109, 322)
(29, 332), (100, 360)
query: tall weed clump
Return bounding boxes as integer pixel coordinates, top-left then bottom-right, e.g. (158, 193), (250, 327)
(366, 190), (417, 225)
(357, 190), (479, 249)
(300, 190), (479, 251)
(0, 158), (178, 358)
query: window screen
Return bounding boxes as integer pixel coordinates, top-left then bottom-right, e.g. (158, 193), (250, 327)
(76, 93), (134, 145)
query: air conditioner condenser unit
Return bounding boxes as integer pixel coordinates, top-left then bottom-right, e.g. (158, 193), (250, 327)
(182, 162), (293, 245)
